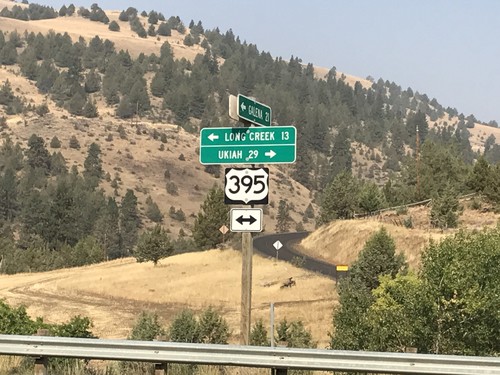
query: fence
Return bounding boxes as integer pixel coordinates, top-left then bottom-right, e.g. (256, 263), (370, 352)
(1, 334), (499, 375)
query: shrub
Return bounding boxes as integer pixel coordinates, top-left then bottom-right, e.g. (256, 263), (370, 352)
(68, 135), (80, 149)
(50, 136), (61, 148)
(166, 181), (178, 196)
(108, 20), (120, 31)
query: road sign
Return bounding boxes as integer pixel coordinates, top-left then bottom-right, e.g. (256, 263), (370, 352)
(230, 208), (263, 232)
(199, 126), (296, 165)
(219, 225), (229, 235)
(224, 168), (269, 205)
(273, 240), (283, 250)
(229, 94), (272, 127)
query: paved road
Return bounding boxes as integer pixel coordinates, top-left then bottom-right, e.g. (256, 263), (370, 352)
(253, 232), (339, 279)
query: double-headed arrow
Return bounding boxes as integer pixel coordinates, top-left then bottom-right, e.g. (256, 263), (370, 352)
(236, 215), (257, 225)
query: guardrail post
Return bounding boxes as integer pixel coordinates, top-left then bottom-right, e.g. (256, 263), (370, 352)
(34, 357), (48, 375)
(34, 329), (49, 375)
(154, 363), (167, 375)
(272, 369), (287, 375)
(154, 335), (168, 374)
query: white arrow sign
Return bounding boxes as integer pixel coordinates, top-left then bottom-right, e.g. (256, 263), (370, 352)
(273, 240), (283, 250)
(230, 208), (263, 232)
(240, 102), (247, 112)
(208, 133), (219, 142)
(265, 150), (276, 159)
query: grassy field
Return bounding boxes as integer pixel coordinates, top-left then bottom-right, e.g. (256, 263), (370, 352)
(0, 248), (336, 347)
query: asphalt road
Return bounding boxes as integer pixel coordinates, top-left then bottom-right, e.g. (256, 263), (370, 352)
(253, 232), (339, 279)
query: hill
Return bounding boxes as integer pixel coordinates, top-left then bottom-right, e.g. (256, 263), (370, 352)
(298, 198), (500, 269)
(0, 249), (336, 346)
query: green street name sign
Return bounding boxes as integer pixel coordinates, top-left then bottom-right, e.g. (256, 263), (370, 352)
(237, 94), (272, 127)
(199, 126), (296, 165)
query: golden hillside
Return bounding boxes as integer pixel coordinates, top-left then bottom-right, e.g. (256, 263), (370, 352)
(298, 199), (500, 270)
(0, 249), (336, 346)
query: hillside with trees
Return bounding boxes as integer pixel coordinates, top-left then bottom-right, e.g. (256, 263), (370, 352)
(0, 0), (499, 274)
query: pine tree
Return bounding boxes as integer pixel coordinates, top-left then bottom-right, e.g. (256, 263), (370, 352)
(0, 168), (18, 221)
(319, 171), (359, 224)
(120, 189), (141, 255)
(134, 224), (173, 266)
(94, 197), (121, 259)
(193, 185), (229, 249)
(84, 69), (101, 93)
(82, 98), (98, 118)
(330, 228), (406, 350)
(275, 199), (292, 233)
(108, 20), (120, 32)
(83, 142), (103, 186)
(25, 134), (51, 173)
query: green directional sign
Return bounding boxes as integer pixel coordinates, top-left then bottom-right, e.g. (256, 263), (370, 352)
(237, 94), (272, 127)
(199, 126), (296, 165)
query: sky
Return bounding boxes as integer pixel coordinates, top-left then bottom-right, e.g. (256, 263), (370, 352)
(38, 0), (500, 123)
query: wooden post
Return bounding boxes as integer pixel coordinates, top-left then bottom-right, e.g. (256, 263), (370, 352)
(270, 303), (275, 347)
(34, 357), (48, 375)
(34, 329), (49, 375)
(154, 363), (167, 375)
(154, 335), (168, 374)
(272, 369), (287, 375)
(240, 232), (253, 345)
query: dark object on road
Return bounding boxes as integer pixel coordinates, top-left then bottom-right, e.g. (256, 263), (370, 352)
(280, 277), (296, 289)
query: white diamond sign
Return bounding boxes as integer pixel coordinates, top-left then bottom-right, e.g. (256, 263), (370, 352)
(273, 240), (283, 250)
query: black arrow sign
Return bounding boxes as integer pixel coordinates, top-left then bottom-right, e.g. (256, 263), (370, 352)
(236, 215), (257, 225)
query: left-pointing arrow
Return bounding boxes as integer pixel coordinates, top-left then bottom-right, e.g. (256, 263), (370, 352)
(236, 215), (257, 225)
(208, 133), (219, 142)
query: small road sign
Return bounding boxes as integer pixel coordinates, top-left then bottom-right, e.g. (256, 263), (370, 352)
(273, 240), (283, 250)
(199, 126), (296, 165)
(225, 168), (269, 205)
(219, 225), (229, 235)
(229, 94), (272, 127)
(230, 208), (263, 232)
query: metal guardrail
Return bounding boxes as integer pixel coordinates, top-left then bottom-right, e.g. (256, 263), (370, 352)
(1, 335), (500, 374)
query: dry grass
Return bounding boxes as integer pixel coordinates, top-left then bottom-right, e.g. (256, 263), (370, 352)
(0, 2), (204, 61)
(299, 198), (500, 270)
(0, 249), (336, 347)
(299, 219), (445, 269)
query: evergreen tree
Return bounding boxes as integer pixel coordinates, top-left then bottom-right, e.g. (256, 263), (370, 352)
(430, 186), (461, 229)
(25, 134), (51, 173)
(84, 69), (101, 93)
(193, 185), (229, 249)
(50, 151), (67, 176)
(157, 22), (171, 36)
(108, 20), (120, 32)
(145, 195), (163, 223)
(330, 228), (406, 350)
(0, 42), (18, 65)
(120, 189), (141, 255)
(275, 199), (292, 233)
(328, 127), (352, 183)
(82, 98), (98, 118)
(94, 197), (121, 259)
(359, 182), (385, 213)
(116, 95), (135, 118)
(0, 168), (18, 221)
(319, 171), (359, 224)
(83, 142), (103, 186)
(134, 224), (173, 266)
